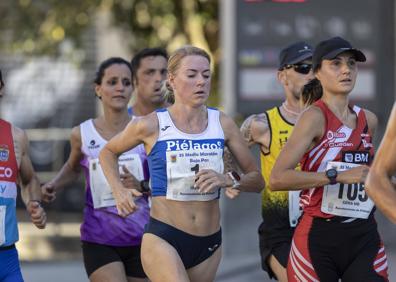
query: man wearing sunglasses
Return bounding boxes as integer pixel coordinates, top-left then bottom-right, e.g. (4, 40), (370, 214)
(240, 42), (314, 281)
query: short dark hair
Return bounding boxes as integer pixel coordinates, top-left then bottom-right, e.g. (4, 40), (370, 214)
(94, 57), (132, 85)
(131, 48), (168, 83)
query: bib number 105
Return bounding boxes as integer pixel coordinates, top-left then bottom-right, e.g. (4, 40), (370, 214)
(337, 183), (368, 202)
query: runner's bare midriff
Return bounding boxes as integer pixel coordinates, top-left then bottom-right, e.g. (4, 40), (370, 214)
(150, 196), (221, 236)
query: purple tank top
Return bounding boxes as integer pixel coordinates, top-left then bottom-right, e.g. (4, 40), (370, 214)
(79, 119), (150, 246)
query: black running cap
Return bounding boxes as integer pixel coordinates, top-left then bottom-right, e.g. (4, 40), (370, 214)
(313, 36), (366, 71)
(278, 41), (313, 70)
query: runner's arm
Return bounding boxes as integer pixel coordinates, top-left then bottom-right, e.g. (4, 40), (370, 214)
(364, 109), (378, 140)
(270, 107), (329, 191)
(41, 126), (84, 202)
(221, 113), (265, 193)
(365, 104), (396, 223)
(45, 126), (83, 187)
(15, 127), (46, 229)
(222, 113), (270, 198)
(227, 114), (270, 173)
(100, 114), (157, 216)
(16, 128), (41, 204)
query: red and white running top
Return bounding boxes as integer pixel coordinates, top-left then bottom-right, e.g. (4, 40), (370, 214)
(299, 100), (374, 218)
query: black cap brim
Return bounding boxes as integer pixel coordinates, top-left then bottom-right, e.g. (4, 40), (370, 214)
(278, 52), (313, 70)
(288, 52), (313, 65)
(322, 48), (366, 62)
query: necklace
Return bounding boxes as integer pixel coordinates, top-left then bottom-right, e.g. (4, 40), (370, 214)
(282, 102), (300, 116)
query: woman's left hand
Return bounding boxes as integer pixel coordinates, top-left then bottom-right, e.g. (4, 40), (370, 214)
(225, 187), (240, 199)
(195, 169), (231, 193)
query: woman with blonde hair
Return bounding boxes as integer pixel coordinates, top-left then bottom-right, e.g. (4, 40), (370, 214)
(99, 46), (264, 282)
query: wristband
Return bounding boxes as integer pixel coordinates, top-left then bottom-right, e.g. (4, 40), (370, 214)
(140, 180), (150, 193)
(227, 171), (241, 189)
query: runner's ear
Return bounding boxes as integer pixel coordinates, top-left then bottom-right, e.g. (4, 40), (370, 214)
(277, 70), (287, 85)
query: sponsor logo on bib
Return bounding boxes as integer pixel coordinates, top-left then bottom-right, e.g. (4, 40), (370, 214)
(166, 140), (223, 151)
(342, 151), (370, 164)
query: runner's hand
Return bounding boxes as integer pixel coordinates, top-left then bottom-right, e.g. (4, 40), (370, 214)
(27, 201), (46, 229)
(337, 165), (370, 184)
(41, 182), (56, 203)
(120, 165), (140, 191)
(113, 187), (142, 218)
(225, 187), (240, 199)
(195, 169), (230, 193)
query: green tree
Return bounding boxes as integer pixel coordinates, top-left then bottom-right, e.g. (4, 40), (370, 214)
(104, 0), (220, 105)
(0, 0), (99, 55)
(0, 0), (220, 105)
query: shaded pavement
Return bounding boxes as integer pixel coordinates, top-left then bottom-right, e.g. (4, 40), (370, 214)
(21, 192), (396, 281)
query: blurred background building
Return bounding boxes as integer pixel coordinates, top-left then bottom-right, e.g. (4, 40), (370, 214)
(0, 0), (395, 281)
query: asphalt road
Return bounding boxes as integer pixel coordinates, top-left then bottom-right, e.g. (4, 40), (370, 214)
(21, 191), (396, 282)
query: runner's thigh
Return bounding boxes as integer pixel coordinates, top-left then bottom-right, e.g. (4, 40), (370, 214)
(342, 231), (388, 282)
(187, 246), (222, 282)
(141, 233), (189, 282)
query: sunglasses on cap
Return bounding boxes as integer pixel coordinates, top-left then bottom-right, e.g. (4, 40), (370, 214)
(282, 63), (312, 75)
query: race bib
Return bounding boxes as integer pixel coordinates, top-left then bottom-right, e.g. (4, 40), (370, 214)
(89, 153), (144, 209)
(0, 206), (5, 245)
(321, 161), (374, 219)
(166, 148), (224, 201)
(288, 191), (302, 227)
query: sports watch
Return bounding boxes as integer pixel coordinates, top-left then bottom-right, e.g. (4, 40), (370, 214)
(227, 171), (241, 189)
(325, 168), (338, 185)
(140, 180), (150, 193)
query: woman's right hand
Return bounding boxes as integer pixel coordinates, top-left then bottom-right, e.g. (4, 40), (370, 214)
(113, 187), (142, 217)
(337, 165), (370, 184)
(120, 165), (141, 191)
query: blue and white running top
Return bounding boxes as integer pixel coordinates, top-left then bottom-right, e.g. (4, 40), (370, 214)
(148, 108), (225, 201)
